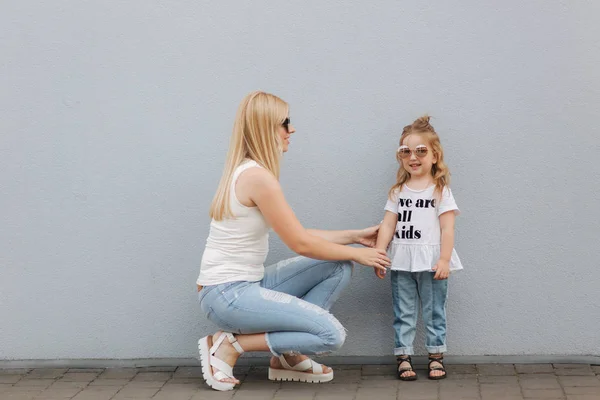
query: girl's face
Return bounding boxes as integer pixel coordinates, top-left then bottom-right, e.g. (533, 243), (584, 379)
(399, 133), (437, 179)
(277, 117), (295, 153)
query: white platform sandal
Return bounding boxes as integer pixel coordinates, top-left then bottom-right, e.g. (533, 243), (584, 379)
(268, 355), (334, 383)
(198, 332), (244, 391)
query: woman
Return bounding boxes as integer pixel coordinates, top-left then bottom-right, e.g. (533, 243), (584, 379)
(197, 91), (391, 391)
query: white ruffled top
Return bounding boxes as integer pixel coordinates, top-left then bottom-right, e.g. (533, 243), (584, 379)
(384, 185), (463, 273)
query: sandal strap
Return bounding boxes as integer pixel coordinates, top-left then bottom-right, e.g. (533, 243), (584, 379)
(213, 370), (232, 381)
(310, 360), (323, 374)
(206, 332), (243, 381)
(428, 357), (445, 371)
(210, 355), (234, 378)
(280, 355), (311, 371)
(278, 355), (294, 370)
(278, 355), (323, 374)
(397, 356), (414, 372)
(209, 332), (227, 355)
(210, 332), (244, 355)
(227, 333), (244, 354)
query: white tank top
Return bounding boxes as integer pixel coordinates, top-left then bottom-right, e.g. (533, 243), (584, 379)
(196, 159), (270, 286)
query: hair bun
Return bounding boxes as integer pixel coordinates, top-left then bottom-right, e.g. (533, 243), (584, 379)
(413, 115), (433, 131)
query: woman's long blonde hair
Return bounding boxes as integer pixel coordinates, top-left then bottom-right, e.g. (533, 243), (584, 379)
(209, 91), (289, 221)
(389, 115), (451, 200)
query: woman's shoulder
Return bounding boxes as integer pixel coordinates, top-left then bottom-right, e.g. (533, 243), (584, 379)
(234, 159), (267, 178)
(237, 158), (262, 171)
(236, 160), (277, 188)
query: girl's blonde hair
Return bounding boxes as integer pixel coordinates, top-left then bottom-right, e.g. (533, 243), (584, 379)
(389, 115), (451, 200)
(209, 91), (289, 220)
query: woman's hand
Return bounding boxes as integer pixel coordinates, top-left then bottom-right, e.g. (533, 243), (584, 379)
(352, 247), (390, 272)
(354, 224), (380, 248)
(372, 246), (389, 279)
(432, 259), (450, 280)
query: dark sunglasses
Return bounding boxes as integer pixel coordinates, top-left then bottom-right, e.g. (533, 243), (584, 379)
(282, 118), (291, 132)
(397, 144), (428, 159)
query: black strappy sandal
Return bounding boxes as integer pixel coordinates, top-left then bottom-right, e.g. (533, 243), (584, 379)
(396, 355), (418, 381)
(427, 354), (447, 380)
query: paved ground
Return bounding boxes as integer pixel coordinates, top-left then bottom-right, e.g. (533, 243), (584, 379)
(1, 363), (599, 399)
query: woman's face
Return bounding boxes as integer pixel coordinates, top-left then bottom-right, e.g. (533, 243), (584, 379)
(278, 117), (295, 153)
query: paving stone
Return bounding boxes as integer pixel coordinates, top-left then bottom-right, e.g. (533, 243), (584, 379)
(316, 383), (359, 392)
(67, 369), (106, 374)
(110, 385), (160, 399)
(122, 380), (167, 389)
(328, 368), (361, 383)
(88, 378), (130, 386)
(130, 371), (172, 382)
(73, 385), (120, 399)
(356, 387), (397, 400)
(174, 367), (204, 378)
(0, 369), (32, 375)
(241, 367), (269, 383)
(520, 376), (562, 390)
(478, 375), (519, 384)
(70, 393), (115, 400)
(477, 364), (517, 376)
(516, 364), (556, 374)
(14, 379), (55, 389)
(27, 369), (68, 379)
(361, 364), (397, 376)
(521, 388), (565, 399)
(58, 372), (101, 382)
(439, 383), (480, 400)
(137, 366), (177, 372)
(97, 368), (138, 380)
(448, 364), (478, 374)
(315, 394), (357, 400)
(563, 386), (600, 395)
(554, 367), (595, 376)
(558, 376), (600, 387)
(152, 387), (199, 400)
(190, 391), (234, 400)
(33, 385), (84, 398)
(0, 375), (23, 384)
(359, 378), (399, 388)
(554, 365), (585, 370)
(161, 382), (204, 391)
(447, 373), (479, 382)
(48, 381), (89, 389)
(480, 383), (522, 397)
(1, 387), (42, 400)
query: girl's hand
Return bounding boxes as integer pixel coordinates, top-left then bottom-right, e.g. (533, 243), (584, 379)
(354, 224), (380, 248)
(352, 247), (390, 272)
(432, 259), (450, 280)
(374, 266), (387, 279)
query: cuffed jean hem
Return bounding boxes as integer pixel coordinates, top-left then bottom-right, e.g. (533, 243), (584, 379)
(265, 333), (281, 357)
(393, 347), (414, 356)
(426, 345), (447, 354)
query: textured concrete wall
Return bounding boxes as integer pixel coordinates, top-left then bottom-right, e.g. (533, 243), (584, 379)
(1, 1), (599, 360)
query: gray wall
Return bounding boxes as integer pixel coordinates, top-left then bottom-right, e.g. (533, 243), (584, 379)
(1, 1), (599, 361)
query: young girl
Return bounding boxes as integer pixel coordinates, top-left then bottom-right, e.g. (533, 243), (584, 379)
(375, 115), (463, 381)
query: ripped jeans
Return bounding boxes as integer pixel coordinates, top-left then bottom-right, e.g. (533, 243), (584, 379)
(198, 257), (353, 357)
